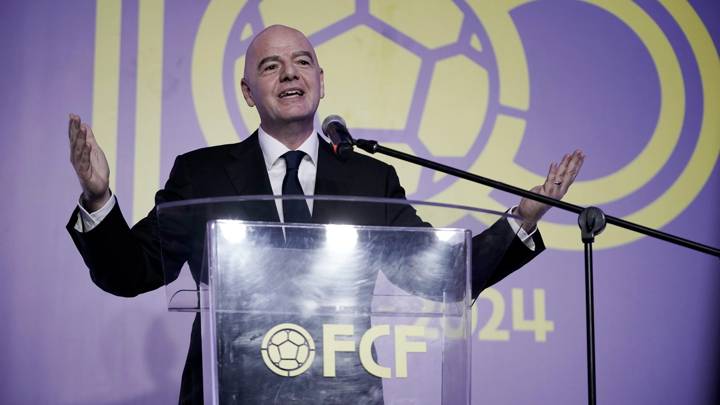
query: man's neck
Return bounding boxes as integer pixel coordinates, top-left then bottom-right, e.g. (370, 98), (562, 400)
(260, 121), (315, 150)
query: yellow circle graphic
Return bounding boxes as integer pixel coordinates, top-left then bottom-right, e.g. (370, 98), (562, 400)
(191, 1), (719, 251)
(429, 0), (719, 250)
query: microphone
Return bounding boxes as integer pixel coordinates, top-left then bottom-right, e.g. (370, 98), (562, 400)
(322, 115), (354, 160)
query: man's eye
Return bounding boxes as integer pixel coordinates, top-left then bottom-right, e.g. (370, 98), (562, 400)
(297, 60), (310, 66)
(263, 64), (277, 71)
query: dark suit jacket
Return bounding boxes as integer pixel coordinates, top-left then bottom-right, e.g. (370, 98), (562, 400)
(67, 133), (544, 404)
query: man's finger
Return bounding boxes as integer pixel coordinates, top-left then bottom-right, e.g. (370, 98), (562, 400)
(68, 114), (81, 145)
(565, 151), (584, 181)
(84, 123), (96, 143)
(79, 124), (89, 143)
(544, 162), (557, 184)
(72, 138), (85, 166)
(559, 151), (585, 194)
(559, 152), (571, 167)
(78, 145), (91, 175)
(547, 161), (559, 183)
(69, 119), (77, 154)
(68, 115), (75, 140)
(75, 141), (88, 171)
(565, 152), (584, 181)
(554, 153), (571, 179)
(72, 114), (81, 133)
(570, 154), (586, 184)
(72, 127), (88, 164)
(555, 154), (570, 177)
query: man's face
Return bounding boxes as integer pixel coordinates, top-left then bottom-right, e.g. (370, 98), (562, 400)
(241, 26), (324, 133)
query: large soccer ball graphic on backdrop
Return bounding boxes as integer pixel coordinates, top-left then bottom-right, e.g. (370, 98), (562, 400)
(220, 0), (519, 213)
(192, 0), (718, 249)
(192, 0), (531, 229)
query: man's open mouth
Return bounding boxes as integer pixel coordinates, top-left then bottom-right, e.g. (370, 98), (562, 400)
(279, 89), (305, 98)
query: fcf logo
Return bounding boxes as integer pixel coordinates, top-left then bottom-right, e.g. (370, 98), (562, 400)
(260, 323), (428, 378)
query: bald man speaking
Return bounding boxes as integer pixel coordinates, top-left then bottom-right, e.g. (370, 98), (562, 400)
(68, 25), (584, 404)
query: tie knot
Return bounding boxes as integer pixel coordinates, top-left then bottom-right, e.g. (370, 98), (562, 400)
(282, 150), (306, 171)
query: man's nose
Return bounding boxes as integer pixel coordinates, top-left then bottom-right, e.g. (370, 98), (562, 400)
(280, 63), (299, 82)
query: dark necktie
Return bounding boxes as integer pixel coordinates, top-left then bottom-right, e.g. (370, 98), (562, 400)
(281, 150), (311, 223)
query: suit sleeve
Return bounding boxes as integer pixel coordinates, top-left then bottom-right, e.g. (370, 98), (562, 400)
(381, 164), (545, 299)
(470, 219), (545, 297)
(382, 164), (431, 227)
(66, 155), (194, 297)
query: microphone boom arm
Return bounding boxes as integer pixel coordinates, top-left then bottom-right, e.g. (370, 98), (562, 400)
(354, 138), (720, 258)
(353, 135), (718, 405)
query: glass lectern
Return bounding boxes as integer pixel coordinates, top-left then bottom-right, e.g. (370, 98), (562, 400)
(157, 196), (519, 404)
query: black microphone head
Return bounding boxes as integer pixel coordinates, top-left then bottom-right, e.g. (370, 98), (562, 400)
(322, 114), (346, 134)
(322, 115), (353, 161)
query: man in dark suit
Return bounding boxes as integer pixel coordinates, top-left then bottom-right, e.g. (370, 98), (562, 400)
(67, 25), (584, 404)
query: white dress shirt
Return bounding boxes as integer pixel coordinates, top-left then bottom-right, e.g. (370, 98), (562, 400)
(258, 126), (317, 222)
(74, 129), (536, 250)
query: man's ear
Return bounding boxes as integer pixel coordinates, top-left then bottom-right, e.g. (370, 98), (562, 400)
(319, 68), (325, 99)
(240, 78), (256, 107)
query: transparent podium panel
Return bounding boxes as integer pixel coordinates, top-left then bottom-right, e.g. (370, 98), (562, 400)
(157, 196), (523, 405)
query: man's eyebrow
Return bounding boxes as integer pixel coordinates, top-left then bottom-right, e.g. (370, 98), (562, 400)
(256, 51), (315, 70)
(292, 51), (314, 61)
(257, 55), (280, 70)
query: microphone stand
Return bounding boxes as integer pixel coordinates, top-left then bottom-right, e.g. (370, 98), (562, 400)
(351, 138), (720, 405)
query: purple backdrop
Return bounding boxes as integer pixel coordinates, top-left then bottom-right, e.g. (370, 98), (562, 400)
(1, 0), (718, 404)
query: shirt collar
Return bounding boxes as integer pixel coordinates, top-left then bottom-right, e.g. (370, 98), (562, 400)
(258, 126), (319, 170)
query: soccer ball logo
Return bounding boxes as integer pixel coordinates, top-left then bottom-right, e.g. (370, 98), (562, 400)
(260, 323), (316, 377)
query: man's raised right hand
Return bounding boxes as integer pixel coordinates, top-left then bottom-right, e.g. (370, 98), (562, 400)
(69, 113), (111, 212)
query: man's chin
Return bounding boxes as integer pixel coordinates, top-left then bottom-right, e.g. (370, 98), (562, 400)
(261, 115), (316, 133)
(277, 110), (316, 125)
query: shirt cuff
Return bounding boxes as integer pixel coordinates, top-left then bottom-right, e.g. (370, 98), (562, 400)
(73, 193), (117, 233)
(507, 205), (537, 251)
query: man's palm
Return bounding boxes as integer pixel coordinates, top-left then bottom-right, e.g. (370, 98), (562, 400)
(69, 114), (110, 209)
(516, 150), (585, 231)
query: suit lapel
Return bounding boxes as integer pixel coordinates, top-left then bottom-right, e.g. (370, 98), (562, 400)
(222, 133), (353, 224)
(313, 136), (355, 224)
(224, 132), (279, 222)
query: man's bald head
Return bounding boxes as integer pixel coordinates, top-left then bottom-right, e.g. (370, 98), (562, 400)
(243, 25), (320, 80)
(240, 25), (324, 141)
